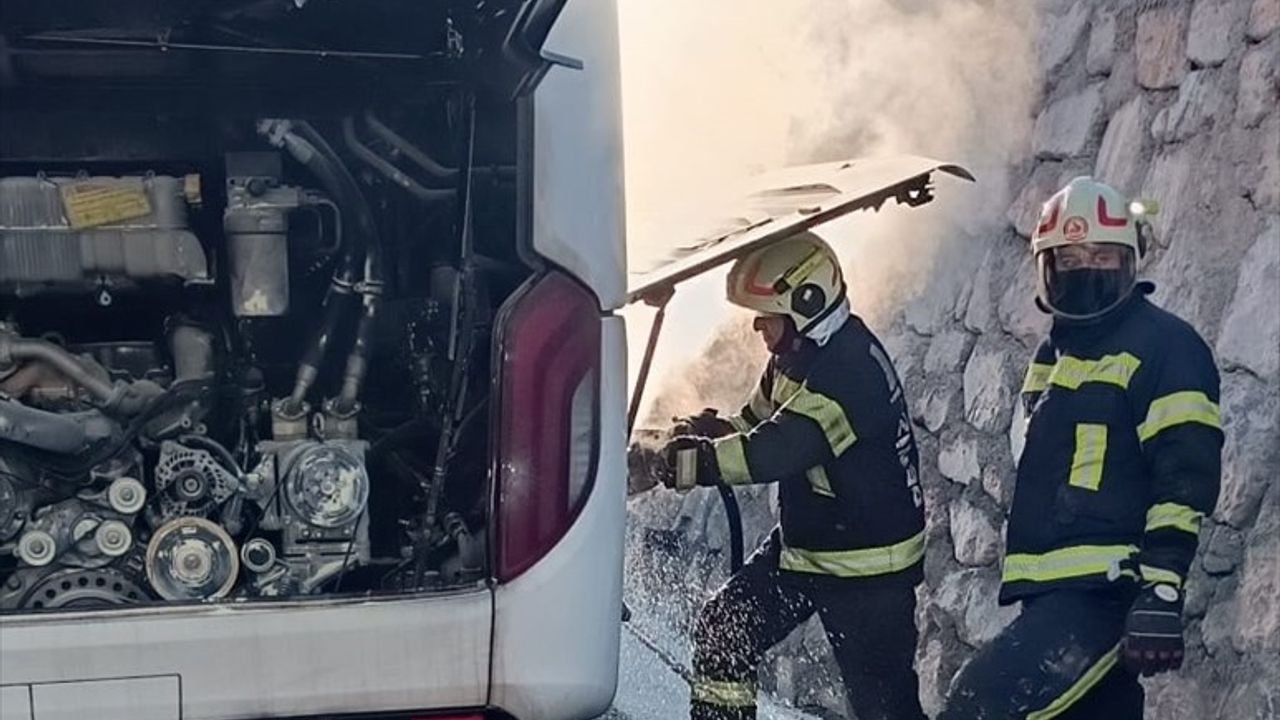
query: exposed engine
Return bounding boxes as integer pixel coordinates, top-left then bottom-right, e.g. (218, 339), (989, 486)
(0, 112), (503, 610)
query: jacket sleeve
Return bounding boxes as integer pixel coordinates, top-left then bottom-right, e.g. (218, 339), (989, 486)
(710, 358), (859, 486)
(1129, 331), (1224, 587)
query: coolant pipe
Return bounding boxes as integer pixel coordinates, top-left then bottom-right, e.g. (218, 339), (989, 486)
(363, 111), (459, 183)
(342, 117), (455, 202)
(0, 400), (117, 454)
(284, 270), (355, 413)
(0, 334), (116, 403)
(334, 245), (384, 413)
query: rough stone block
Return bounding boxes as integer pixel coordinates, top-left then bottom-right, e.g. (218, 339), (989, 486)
(1188, 0), (1249, 67)
(949, 496), (1002, 566)
(997, 255), (1051, 346)
(1202, 524), (1246, 575)
(963, 339), (1017, 433)
(934, 567), (1021, 647)
(1138, 5), (1190, 89)
(1144, 675), (1211, 720)
(1095, 95), (1154, 193)
(916, 385), (955, 435)
(1243, 116), (1279, 211)
(1033, 82), (1106, 158)
(1199, 574), (1240, 657)
(1220, 675), (1280, 720)
(1216, 373), (1280, 528)
(1217, 218), (1280, 379)
(1087, 9), (1119, 76)
(982, 464), (1013, 509)
(1151, 68), (1234, 142)
(924, 330), (973, 375)
(1040, 2), (1092, 75)
(938, 436), (981, 485)
(1233, 488), (1280, 653)
(1237, 38), (1280, 127)
(1008, 163), (1064, 238)
(1248, 0), (1280, 40)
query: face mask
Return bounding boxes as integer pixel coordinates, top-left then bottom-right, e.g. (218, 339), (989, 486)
(1047, 268), (1131, 318)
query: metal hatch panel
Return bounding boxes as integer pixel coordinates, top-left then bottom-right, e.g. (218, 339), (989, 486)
(626, 155), (974, 303)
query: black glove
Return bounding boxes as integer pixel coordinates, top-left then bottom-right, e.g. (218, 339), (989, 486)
(660, 436), (721, 491)
(1121, 582), (1185, 676)
(672, 408), (735, 439)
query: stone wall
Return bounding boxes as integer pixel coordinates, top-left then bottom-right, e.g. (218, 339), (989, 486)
(624, 0), (1279, 717)
(904, 1), (1279, 717)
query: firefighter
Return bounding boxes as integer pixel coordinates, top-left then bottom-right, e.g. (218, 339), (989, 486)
(655, 232), (928, 720)
(939, 177), (1223, 719)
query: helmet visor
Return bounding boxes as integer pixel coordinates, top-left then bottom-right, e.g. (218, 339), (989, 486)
(1036, 243), (1137, 320)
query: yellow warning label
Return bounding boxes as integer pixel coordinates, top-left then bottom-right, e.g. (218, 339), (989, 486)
(60, 182), (152, 229)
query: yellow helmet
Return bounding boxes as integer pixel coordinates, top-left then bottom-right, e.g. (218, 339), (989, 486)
(726, 232), (845, 332)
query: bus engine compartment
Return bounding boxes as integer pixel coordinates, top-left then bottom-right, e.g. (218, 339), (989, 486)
(0, 0), (538, 612)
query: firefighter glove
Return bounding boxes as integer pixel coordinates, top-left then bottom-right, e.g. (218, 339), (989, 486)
(672, 408), (735, 439)
(660, 436), (721, 491)
(1122, 583), (1185, 677)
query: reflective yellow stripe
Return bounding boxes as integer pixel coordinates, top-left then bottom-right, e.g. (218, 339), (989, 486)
(1002, 545), (1137, 584)
(1023, 362), (1054, 393)
(1140, 564), (1184, 587)
(1027, 645), (1120, 720)
(1145, 502), (1203, 535)
(748, 387), (774, 423)
(713, 435), (752, 485)
(806, 466), (835, 497)
(1138, 391), (1222, 442)
(779, 530), (925, 577)
(1068, 423), (1107, 491)
(1049, 352), (1142, 390)
(780, 248), (827, 288)
(691, 679), (756, 707)
(780, 385), (857, 456)
(771, 373), (804, 405)
(727, 415), (754, 433)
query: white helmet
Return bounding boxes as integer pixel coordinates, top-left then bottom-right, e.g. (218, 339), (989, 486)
(726, 232), (845, 333)
(1031, 176), (1151, 320)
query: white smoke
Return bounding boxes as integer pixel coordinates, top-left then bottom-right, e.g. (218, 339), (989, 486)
(618, 0), (1039, 420)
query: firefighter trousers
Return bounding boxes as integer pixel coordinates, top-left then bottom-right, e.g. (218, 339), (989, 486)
(689, 532), (925, 720)
(938, 589), (1144, 720)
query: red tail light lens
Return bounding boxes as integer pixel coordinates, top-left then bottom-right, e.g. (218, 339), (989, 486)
(493, 271), (602, 582)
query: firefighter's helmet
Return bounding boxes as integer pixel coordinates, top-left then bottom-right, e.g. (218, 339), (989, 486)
(1031, 177), (1154, 320)
(726, 231), (845, 332)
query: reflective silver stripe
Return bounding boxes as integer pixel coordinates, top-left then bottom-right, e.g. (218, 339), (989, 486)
(779, 531), (925, 577)
(714, 435), (752, 485)
(1002, 545), (1137, 584)
(1068, 423), (1107, 491)
(806, 466), (835, 497)
(779, 385), (857, 457)
(675, 447), (699, 491)
(691, 679), (756, 707)
(1145, 502), (1203, 535)
(1138, 391), (1222, 442)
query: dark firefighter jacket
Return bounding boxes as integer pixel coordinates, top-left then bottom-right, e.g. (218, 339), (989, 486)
(1001, 290), (1223, 604)
(712, 314), (926, 581)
